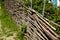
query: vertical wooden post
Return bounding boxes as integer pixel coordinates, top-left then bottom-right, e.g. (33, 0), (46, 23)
(42, 0), (46, 18)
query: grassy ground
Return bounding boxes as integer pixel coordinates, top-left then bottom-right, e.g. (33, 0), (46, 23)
(0, 1), (26, 40)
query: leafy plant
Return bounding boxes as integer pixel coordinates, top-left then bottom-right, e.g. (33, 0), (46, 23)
(17, 24), (27, 40)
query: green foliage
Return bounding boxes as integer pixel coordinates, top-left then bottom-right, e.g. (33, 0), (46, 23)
(22, 0), (30, 6)
(22, 0), (60, 24)
(17, 24), (27, 40)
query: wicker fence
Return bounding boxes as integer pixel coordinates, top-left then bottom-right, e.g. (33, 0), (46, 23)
(4, 0), (60, 40)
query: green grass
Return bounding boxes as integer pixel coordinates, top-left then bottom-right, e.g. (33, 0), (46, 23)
(0, 1), (18, 32)
(0, 1), (26, 40)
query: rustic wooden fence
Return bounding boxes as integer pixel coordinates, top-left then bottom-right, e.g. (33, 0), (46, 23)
(4, 0), (60, 40)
